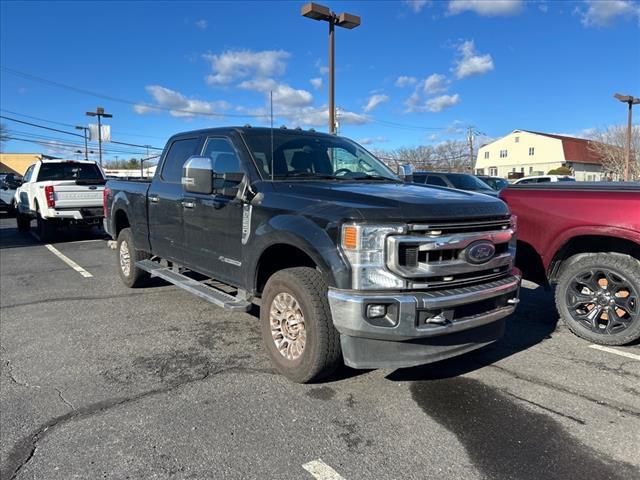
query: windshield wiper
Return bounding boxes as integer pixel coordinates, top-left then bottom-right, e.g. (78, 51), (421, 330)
(279, 172), (340, 180)
(351, 174), (401, 183)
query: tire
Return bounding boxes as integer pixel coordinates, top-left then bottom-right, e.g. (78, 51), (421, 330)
(260, 267), (342, 383)
(16, 211), (30, 231)
(36, 208), (57, 242)
(556, 253), (640, 345)
(116, 227), (151, 288)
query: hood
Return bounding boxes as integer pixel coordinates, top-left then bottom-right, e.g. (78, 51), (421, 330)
(270, 181), (509, 222)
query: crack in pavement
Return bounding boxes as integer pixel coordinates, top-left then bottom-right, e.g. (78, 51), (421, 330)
(487, 363), (640, 418)
(1, 363), (271, 480)
(1, 290), (170, 310)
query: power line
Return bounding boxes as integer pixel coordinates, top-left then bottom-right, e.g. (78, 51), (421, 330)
(7, 136), (153, 156)
(0, 114), (163, 150)
(1, 66), (270, 119)
(2, 66), (460, 132)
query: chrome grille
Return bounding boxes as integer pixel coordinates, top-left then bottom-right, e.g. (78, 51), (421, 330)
(387, 217), (514, 289)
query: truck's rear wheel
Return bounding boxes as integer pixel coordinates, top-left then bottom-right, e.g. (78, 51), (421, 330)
(36, 208), (56, 242)
(556, 253), (640, 345)
(260, 267), (342, 383)
(117, 227), (151, 288)
(16, 211), (30, 232)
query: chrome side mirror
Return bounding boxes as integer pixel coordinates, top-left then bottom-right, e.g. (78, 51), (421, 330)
(399, 164), (413, 183)
(182, 156), (213, 194)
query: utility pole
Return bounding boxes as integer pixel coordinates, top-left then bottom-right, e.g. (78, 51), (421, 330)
(302, 3), (360, 134)
(86, 107), (113, 167)
(614, 93), (640, 181)
(75, 126), (89, 161)
(468, 126), (474, 173)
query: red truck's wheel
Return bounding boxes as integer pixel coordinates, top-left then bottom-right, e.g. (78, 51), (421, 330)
(556, 253), (640, 345)
(116, 228), (150, 288)
(260, 267), (342, 383)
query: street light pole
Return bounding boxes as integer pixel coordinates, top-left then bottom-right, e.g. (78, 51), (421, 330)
(86, 107), (113, 167)
(75, 126), (89, 161)
(614, 93), (640, 181)
(302, 3), (360, 135)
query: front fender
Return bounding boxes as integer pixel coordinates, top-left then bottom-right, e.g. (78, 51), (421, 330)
(244, 213), (350, 291)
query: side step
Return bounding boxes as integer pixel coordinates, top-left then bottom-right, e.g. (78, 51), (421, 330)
(136, 259), (251, 312)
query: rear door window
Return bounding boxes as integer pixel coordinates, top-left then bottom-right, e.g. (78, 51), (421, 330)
(161, 137), (200, 183)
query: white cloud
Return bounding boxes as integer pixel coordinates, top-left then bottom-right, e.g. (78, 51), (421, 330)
(363, 93), (389, 113)
(272, 105), (369, 128)
(395, 76), (418, 87)
(315, 59), (329, 75)
(447, 0), (523, 16)
(405, 92), (460, 113)
(134, 85), (230, 118)
(358, 136), (388, 145)
(423, 73), (448, 94)
(310, 77), (323, 89)
(203, 49), (290, 85)
(403, 0), (431, 13)
(194, 19), (208, 29)
(239, 78), (314, 108)
(538, 3), (548, 13)
(425, 94), (461, 112)
(579, 0), (640, 27)
(454, 40), (494, 79)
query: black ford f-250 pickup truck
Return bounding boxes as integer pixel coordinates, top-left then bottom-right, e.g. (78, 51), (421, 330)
(104, 127), (520, 382)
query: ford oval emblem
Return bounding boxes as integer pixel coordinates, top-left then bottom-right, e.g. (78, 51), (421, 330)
(466, 241), (495, 264)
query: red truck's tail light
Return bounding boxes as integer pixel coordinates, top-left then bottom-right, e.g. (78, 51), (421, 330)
(44, 185), (55, 208)
(103, 187), (112, 217)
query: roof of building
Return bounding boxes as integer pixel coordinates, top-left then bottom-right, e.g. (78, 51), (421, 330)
(521, 130), (604, 165)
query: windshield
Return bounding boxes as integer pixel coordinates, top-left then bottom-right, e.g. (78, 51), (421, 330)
(446, 173), (492, 190)
(241, 130), (399, 181)
(37, 162), (104, 182)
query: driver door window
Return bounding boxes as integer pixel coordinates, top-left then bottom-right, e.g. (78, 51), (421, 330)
(202, 137), (242, 189)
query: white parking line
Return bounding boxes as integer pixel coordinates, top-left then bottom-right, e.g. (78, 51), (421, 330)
(589, 344), (640, 361)
(31, 233), (93, 278)
(302, 460), (346, 480)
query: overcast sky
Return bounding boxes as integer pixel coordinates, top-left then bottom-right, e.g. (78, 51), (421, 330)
(1, 0), (639, 159)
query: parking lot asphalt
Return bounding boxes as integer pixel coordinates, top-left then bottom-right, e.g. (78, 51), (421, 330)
(1, 213), (639, 480)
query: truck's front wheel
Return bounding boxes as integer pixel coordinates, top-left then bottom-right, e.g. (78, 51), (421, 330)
(116, 227), (151, 288)
(556, 253), (640, 345)
(260, 267), (342, 383)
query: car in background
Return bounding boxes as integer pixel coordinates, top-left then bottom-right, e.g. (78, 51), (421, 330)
(513, 175), (575, 185)
(413, 171), (498, 197)
(15, 159), (106, 241)
(500, 182), (640, 345)
(0, 173), (23, 213)
(476, 175), (509, 191)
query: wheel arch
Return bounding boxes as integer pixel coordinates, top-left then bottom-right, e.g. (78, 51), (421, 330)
(550, 235), (640, 283)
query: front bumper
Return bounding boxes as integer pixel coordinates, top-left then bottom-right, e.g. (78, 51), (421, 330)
(328, 274), (520, 369)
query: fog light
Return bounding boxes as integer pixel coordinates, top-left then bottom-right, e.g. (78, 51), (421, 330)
(367, 304), (387, 319)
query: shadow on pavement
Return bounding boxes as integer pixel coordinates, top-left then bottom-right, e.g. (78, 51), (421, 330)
(385, 284), (559, 382)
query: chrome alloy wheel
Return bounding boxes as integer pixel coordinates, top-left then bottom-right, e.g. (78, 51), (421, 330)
(119, 239), (131, 277)
(270, 292), (306, 361)
(566, 268), (638, 335)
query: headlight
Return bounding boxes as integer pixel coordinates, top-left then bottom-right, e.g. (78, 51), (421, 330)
(341, 223), (406, 290)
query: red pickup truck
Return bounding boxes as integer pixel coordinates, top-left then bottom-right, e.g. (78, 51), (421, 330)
(500, 183), (640, 345)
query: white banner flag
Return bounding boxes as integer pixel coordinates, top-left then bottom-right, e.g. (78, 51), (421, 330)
(88, 124), (111, 143)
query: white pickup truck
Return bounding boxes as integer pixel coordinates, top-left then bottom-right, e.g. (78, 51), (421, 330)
(15, 159), (106, 241)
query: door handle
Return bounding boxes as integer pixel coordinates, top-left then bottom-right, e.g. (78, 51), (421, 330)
(181, 199), (195, 209)
(149, 194), (159, 204)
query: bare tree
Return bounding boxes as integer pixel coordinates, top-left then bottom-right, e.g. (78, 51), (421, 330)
(373, 140), (470, 173)
(588, 125), (640, 180)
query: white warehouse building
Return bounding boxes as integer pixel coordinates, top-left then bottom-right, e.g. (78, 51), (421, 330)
(475, 130), (606, 181)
